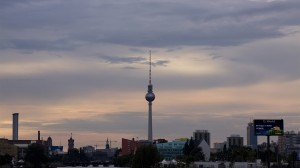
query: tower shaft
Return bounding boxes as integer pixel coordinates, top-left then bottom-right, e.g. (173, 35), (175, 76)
(148, 102), (152, 141)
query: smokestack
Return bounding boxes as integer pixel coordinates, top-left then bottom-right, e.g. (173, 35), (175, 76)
(38, 130), (40, 141)
(12, 113), (19, 140)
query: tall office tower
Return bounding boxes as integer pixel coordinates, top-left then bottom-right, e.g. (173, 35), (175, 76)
(145, 51), (155, 142)
(278, 131), (300, 155)
(68, 133), (74, 152)
(193, 130), (211, 147)
(247, 122), (257, 148)
(12, 113), (19, 140)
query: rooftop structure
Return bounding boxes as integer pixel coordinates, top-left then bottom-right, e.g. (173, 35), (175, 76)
(193, 130), (210, 147)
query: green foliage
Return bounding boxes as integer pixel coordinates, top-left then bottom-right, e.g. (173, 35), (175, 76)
(114, 154), (133, 167)
(180, 137), (204, 165)
(216, 146), (256, 162)
(25, 143), (48, 168)
(257, 149), (278, 163)
(190, 147), (205, 161)
(287, 151), (298, 168)
(183, 140), (190, 156)
(231, 146), (255, 162)
(0, 154), (12, 166)
(188, 137), (195, 152)
(131, 144), (161, 168)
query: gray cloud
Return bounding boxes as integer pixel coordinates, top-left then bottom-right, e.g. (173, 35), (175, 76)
(1, 39), (78, 51)
(98, 55), (170, 66)
(152, 60), (170, 67)
(1, 0), (300, 51)
(98, 56), (145, 64)
(1, 0), (300, 147)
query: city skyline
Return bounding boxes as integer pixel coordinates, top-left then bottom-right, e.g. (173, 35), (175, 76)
(1, 0), (300, 149)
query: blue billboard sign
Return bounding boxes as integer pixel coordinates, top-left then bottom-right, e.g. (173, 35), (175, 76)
(254, 119), (284, 136)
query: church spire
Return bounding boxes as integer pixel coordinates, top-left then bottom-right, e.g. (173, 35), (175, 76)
(106, 137), (109, 149)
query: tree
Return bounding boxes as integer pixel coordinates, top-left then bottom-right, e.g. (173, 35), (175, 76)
(114, 154), (133, 167)
(190, 147), (205, 161)
(131, 144), (161, 168)
(180, 137), (205, 166)
(0, 154), (12, 167)
(188, 137), (195, 152)
(25, 143), (48, 168)
(183, 137), (196, 156)
(287, 151), (298, 168)
(183, 140), (190, 156)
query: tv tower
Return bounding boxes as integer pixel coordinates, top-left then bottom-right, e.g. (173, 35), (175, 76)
(145, 51), (155, 142)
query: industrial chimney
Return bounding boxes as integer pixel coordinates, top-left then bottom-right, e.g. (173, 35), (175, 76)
(38, 130), (41, 141)
(12, 113), (19, 140)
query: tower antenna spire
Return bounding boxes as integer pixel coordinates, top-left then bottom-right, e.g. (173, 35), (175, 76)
(149, 50), (152, 84)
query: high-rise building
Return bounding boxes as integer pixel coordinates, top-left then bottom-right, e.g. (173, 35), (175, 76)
(247, 122), (257, 149)
(278, 131), (300, 155)
(145, 51), (155, 142)
(12, 113), (19, 140)
(121, 138), (138, 156)
(193, 130), (210, 147)
(227, 135), (244, 148)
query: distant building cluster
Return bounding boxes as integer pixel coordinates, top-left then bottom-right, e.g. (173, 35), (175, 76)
(278, 131), (300, 155)
(0, 113), (118, 164)
(2, 113), (300, 163)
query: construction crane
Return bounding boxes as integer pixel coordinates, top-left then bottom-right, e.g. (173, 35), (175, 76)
(108, 140), (117, 148)
(95, 138), (118, 149)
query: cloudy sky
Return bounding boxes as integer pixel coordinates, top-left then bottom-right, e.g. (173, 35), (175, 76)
(1, 0), (300, 150)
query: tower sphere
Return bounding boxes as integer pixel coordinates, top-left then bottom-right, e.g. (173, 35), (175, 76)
(145, 92), (155, 102)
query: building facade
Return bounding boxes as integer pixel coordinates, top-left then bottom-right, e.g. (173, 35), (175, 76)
(212, 142), (226, 153)
(121, 138), (138, 156)
(0, 138), (18, 158)
(68, 134), (74, 152)
(278, 131), (300, 155)
(198, 140), (211, 161)
(247, 122), (257, 149)
(227, 135), (244, 148)
(193, 130), (210, 147)
(8, 139), (46, 159)
(121, 138), (153, 156)
(156, 140), (186, 160)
